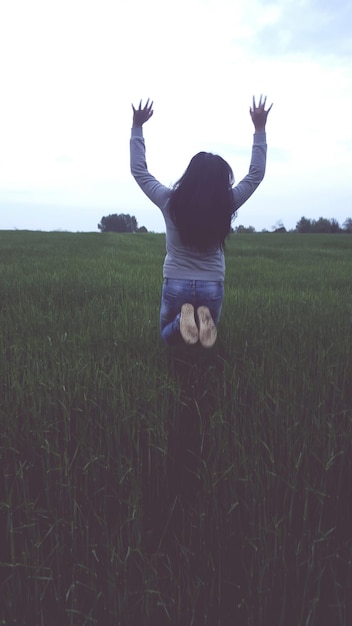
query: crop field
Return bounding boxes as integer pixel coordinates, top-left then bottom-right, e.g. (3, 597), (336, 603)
(1, 230), (352, 626)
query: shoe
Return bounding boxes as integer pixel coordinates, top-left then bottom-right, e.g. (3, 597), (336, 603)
(197, 306), (217, 348)
(180, 303), (199, 344)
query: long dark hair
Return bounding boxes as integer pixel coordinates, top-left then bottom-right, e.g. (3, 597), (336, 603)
(168, 151), (235, 251)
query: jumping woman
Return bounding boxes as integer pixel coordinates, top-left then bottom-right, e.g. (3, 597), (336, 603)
(130, 96), (272, 347)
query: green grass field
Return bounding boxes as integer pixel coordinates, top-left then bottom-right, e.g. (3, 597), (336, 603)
(1, 230), (352, 626)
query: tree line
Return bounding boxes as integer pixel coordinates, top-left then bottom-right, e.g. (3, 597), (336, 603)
(234, 216), (352, 234)
(294, 217), (352, 233)
(98, 213), (352, 234)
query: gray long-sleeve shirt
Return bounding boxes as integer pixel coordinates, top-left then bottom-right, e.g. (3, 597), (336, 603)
(130, 126), (267, 280)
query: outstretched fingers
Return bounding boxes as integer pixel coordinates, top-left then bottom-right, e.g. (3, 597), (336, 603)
(251, 94), (272, 113)
(132, 98), (154, 126)
(132, 98), (153, 111)
(142, 98), (153, 111)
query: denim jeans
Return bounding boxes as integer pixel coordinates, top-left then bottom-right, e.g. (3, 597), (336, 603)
(160, 278), (224, 345)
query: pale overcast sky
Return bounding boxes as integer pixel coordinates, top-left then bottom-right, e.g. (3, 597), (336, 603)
(0, 0), (351, 232)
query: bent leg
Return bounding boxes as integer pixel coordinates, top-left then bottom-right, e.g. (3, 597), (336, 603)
(161, 312), (182, 346)
(195, 280), (224, 326)
(195, 280), (224, 347)
(197, 306), (217, 348)
(160, 279), (196, 346)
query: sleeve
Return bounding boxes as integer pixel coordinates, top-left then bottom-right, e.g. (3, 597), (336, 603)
(232, 132), (267, 211)
(130, 126), (171, 210)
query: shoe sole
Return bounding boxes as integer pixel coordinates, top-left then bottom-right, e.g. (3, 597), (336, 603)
(197, 306), (217, 348)
(180, 303), (199, 344)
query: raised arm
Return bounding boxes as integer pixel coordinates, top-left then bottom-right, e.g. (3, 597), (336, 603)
(232, 95), (273, 211)
(130, 99), (171, 210)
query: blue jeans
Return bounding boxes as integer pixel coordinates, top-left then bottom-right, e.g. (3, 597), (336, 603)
(160, 278), (224, 345)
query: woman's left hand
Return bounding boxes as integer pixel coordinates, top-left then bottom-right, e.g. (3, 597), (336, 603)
(132, 99), (154, 127)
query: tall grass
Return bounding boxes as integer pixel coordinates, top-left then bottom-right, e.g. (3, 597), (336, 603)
(1, 231), (351, 625)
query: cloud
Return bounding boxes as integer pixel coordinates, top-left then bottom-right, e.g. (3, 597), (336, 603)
(252, 0), (352, 58)
(54, 156), (75, 163)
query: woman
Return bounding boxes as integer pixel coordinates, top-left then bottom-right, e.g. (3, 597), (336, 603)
(130, 96), (272, 347)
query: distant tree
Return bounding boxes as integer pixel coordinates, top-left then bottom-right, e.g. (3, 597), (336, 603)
(234, 225), (256, 233)
(274, 226), (287, 233)
(312, 217), (334, 233)
(296, 216), (343, 233)
(272, 220), (286, 232)
(296, 216), (312, 233)
(329, 218), (341, 233)
(98, 213), (138, 233)
(313, 217), (342, 233)
(343, 217), (352, 233)
(137, 226), (148, 233)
